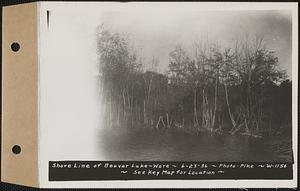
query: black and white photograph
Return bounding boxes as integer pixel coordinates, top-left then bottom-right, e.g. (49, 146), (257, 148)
(95, 10), (293, 163)
(33, 2), (297, 188)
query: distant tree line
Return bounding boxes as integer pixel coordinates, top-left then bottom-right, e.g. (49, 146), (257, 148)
(97, 26), (292, 137)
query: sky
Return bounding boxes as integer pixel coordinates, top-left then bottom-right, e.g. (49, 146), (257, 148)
(99, 10), (292, 77)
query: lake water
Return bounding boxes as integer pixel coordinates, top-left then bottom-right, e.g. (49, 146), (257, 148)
(97, 127), (293, 162)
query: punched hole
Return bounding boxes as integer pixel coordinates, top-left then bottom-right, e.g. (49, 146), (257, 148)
(11, 42), (20, 52)
(12, 145), (21, 155)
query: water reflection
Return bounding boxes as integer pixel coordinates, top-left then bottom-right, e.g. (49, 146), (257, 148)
(97, 127), (293, 162)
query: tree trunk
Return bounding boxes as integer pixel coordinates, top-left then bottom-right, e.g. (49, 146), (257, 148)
(245, 118), (250, 134)
(193, 88), (199, 127)
(202, 88), (205, 127)
(166, 113), (170, 128)
(147, 74), (153, 102)
(212, 75), (218, 128)
(143, 100), (147, 124)
(109, 98), (112, 127)
(224, 84), (236, 128)
(122, 89), (126, 122)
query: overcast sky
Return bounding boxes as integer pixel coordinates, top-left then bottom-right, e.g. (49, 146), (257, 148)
(99, 10), (292, 77)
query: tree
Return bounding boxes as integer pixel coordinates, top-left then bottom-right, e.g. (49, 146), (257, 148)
(97, 25), (142, 127)
(228, 36), (286, 135)
(96, 25), (290, 137)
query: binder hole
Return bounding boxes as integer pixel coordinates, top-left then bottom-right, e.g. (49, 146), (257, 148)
(12, 145), (21, 155)
(11, 42), (20, 52)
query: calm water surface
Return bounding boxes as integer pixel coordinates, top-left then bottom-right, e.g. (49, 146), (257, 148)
(97, 127), (293, 162)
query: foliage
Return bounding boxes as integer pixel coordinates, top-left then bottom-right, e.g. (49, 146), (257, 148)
(97, 26), (291, 137)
